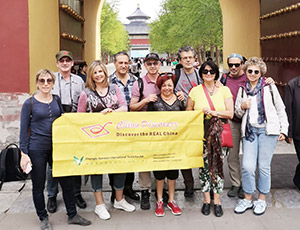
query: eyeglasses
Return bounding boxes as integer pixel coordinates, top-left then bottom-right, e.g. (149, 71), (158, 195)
(38, 78), (53, 84)
(146, 61), (158, 66)
(202, 69), (216, 75)
(228, 63), (241, 68)
(247, 69), (260, 75)
(159, 72), (174, 77)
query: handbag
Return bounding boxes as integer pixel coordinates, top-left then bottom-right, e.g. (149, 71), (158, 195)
(202, 84), (233, 148)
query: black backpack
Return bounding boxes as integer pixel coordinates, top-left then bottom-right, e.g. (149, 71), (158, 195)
(0, 143), (27, 191)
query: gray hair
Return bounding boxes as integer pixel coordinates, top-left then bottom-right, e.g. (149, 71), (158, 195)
(243, 57), (267, 76)
(178, 45), (196, 60)
(113, 51), (130, 62)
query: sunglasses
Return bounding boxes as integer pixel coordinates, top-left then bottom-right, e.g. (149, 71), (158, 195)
(247, 69), (260, 75)
(146, 61), (158, 66)
(38, 78), (53, 84)
(228, 63), (241, 68)
(159, 72), (173, 77)
(202, 69), (216, 75)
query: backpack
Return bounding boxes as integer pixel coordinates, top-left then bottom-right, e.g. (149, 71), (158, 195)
(0, 143), (27, 191)
(220, 73), (228, 85)
(131, 63), (138, 74)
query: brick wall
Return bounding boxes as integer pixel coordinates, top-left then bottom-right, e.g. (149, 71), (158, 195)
(0, 93), (30, 150)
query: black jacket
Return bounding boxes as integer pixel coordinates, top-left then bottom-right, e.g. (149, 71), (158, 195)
(285, 76), (300, 139)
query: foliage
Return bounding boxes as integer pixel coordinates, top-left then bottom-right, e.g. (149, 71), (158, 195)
(149, 0), (223, 60)
(101, 0), (129, 58)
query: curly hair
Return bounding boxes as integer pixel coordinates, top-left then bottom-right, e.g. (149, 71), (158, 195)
(242, 57), (267, 76)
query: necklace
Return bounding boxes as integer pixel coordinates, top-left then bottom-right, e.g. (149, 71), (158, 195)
(204, 84), (215, 96)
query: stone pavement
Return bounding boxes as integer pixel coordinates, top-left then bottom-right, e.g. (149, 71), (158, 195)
(1, 141), (300, 229)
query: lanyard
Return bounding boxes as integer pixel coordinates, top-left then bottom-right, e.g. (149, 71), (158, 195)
(183, 69), (200, 88)
(58, 73), (73, 105)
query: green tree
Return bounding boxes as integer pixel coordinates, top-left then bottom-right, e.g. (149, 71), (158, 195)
(149, 0), (223, 64)
(100, 0), (129, 61)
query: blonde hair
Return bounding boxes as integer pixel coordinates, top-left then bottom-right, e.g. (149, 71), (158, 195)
(35, 69), (56, 83)
(243, 57), (267, 76)
(85, 60), (109, 90)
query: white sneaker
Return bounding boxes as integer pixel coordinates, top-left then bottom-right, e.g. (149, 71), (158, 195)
(113, 198), (136, 212)
(234, 199), (253, 214)
(95, 204), (111, 220)
(253, 199), (267, 215)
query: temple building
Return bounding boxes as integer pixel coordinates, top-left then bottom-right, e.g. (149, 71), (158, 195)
(124, 5), (151, 58)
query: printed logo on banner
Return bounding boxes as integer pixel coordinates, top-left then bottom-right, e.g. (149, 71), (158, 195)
(73, 156), (84, 166)
(81, 122), (113, 138)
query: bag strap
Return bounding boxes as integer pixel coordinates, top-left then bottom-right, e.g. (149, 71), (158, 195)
(269, 84), (275, 106)
(202, 84), (215, 111)
(138, 78), (144, 102)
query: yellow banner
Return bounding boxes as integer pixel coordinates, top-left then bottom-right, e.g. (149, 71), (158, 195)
(52, 111), (204, 177)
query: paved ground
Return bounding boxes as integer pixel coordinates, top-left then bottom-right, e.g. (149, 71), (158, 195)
(1, 64), (299, 229)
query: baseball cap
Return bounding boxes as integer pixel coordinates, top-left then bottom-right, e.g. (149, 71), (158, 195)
(56, 50), (73, 61)
(145, 53), (159, 62)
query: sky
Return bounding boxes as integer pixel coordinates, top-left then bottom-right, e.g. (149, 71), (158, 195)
(112, 0), (164, 24)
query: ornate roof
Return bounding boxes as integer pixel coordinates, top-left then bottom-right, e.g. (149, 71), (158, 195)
(124, 5), (151, 35)
(125, 21), (150, 35)
(126, 6), (150, 20)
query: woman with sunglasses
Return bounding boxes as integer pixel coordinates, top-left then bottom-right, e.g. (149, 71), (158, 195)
(234, 57), (288, 215)
(20, 69), (91, 229)
(77, 60), (135, 220)
(147, 72), (184, 217)
(186, 61), (234, 217)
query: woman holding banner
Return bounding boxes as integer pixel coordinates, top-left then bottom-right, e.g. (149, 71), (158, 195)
(186, 61), (234, 217)
(19, 69), (91, 229)
(147, 72), (184, 217)
(77, 60), (135, 220)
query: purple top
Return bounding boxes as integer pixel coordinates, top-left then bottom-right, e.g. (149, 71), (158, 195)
(77, 84), (127, 112)
(225, 73), (247, 122)
(131, 74), (160, 111)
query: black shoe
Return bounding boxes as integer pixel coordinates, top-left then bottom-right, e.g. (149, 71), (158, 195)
(214, 204), (223, 217)
(68, 214), (91, 226)
(184, 186), (194, 197)
(227, 186), (239, 197)
(75, 194), (87, 209)
(110, 188), (115, 203)
(47, 197), (57, 213)
(140, 190), (150, 210)
(201, 203), (211, 216)
(124, 187), (140, 201)
(238, 187), (245, 199)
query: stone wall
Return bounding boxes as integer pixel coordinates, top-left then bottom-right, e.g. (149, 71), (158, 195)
(0, 93), (30, 150)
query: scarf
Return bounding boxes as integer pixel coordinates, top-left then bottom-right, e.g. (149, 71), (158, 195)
(245, 77), (265, 142)
(206, 117), (224, 186)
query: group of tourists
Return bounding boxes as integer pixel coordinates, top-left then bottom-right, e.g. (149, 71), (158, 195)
(19, 45), (295, 230)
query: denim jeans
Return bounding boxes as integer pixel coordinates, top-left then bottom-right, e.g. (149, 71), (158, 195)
(91, 173), (126, 192)
(29, 149), (77, 220)
(242, 127), (278, 195)
(47, 166), (82, 197)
